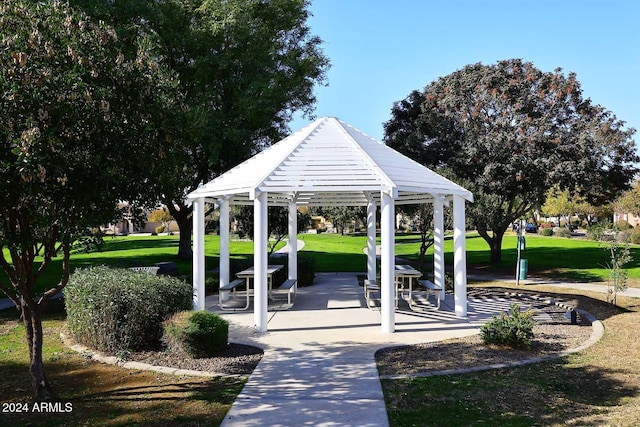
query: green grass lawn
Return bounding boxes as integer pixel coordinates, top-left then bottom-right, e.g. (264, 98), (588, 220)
(3, 231), (640, 296)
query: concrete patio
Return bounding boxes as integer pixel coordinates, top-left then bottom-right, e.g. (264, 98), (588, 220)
(206, 272), (527, 427)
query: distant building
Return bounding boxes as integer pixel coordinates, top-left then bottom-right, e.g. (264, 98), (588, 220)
(614, 211), (640, 227)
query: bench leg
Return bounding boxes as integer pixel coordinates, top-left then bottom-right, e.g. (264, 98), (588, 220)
(219, 287), (250, 311)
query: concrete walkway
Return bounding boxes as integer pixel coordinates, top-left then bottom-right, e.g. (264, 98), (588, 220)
(206, 272), (555, 427)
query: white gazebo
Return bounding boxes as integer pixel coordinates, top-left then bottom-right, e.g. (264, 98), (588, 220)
(186, 117), (473, 333)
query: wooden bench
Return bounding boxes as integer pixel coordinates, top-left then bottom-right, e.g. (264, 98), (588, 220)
(271, 279), (297, 307)
(417, 279), (443, 309)
(129, 266), (159, 275)
(219, 278), (249, 310)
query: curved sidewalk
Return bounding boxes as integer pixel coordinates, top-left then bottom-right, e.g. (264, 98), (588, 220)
(207, 272), (602, 427)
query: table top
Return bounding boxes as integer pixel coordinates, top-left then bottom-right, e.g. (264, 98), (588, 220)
(236, 264), (284, 277)
(394, 265), (422, 277)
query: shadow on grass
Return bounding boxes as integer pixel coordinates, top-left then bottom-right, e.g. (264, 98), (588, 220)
(0, 352), (243, 426)
(300, 250), (367, 272)
(382, 355), (639, 426)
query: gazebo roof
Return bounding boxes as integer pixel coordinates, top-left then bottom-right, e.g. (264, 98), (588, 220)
(187, 117), (472, 206)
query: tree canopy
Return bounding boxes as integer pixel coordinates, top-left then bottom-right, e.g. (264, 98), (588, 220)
(384, 59), (637, 263)
(73, 0), (330, 258)
(0, 0), (180, 399)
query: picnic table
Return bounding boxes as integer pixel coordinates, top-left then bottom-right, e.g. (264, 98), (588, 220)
(394, 265), (443, 309)
(219, 264), (284, 311)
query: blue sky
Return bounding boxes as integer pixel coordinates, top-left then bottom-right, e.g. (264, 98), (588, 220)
(291, 0), (640, 142)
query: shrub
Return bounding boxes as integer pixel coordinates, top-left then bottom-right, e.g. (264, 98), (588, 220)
(631, 230), (640, 244)
(614, 219), (633, 231)
(163, 311), (228, 358)
(155, 225), (166, 234)
(555, 227), (571, 238)
(540, 228), (553, 236)
(65, 266), (192, 355)
(480, 303), (534, 349)
(297, 254), (316, 287)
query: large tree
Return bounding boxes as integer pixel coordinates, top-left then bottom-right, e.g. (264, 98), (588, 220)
(0, 1), (180, 399)
(73, 0), (330, 259)
(385, 59), (637, 263)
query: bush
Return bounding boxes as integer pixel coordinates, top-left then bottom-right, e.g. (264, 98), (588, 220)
(631, 230), (640, 244)
(614, 219), (633, 231)
(297, 254), (316, 287)
(155, 225), (166, 234)
(163, 311), (229, 358)
(65, 266), (192, 355)
(480, 303), (534, 349)
(540, 228), (553, 236)
(555, 227), (571, 238)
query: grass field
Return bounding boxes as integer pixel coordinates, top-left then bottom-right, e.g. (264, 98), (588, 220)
(3, 231), (640, 296)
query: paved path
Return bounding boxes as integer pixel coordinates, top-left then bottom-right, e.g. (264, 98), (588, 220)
(207, 272), (557, 427)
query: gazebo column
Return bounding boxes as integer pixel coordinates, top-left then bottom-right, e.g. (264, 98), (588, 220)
(192, 197), (206, 311)
(218, 197), (230, 297)
(366, 194), (377, 282)
(288, 201), (298, 285)
(433, 196), (445, 302)
(380, 191), (395, 333)
(453, 195), (468, 317)
(254, 192), (268, 333)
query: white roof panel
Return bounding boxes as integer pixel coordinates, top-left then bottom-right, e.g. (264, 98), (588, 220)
(187, 117), (472, 205)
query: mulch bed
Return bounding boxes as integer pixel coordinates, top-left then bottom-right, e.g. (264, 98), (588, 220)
(376, 287), (595, 376)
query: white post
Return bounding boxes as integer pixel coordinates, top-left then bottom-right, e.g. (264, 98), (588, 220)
(380, 191), (395, 333)
(192, 197), (205, 311)
(254, 192), (268, 333)
(453, 195), (468, 317)
(433, 196), (445, 302)
(288, 202), (298, 283)
(366, 196), (377, 282)
(219, 197), (230, 300)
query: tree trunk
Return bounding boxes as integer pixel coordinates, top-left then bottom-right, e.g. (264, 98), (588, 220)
(167, 202), (193, 260)
(22, 301), (54, 400)
(477, 228), (505, 264)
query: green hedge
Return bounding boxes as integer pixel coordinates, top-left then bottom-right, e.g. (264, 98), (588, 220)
(65, 266), (192, 354)
(163, 310), (229, 358)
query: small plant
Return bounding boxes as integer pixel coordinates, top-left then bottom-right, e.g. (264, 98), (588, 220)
(590, 222), (633, 306)
(480, 303), (534, 349)
(540, 228), (553, 236)
(155, 225), (166, 234)
(555, 227), (571, 238)
(163, 311), (229, 358)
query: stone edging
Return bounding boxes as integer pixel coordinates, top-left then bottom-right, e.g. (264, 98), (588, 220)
(60, 331), (248, 380)
(379, 306), (603, 380)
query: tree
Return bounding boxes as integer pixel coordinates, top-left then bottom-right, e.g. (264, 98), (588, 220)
(0, 1), (180, 399)
(73, 0), (330, 259)
(590, 222), (632, 306)
(616, 182), (640, 218)
(321, 206), (366, 235)
(149, 207), (175, 232)
(384, 59), (638, 263)
(541, 186), (578, 229)
(233, 205), (310, 256)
